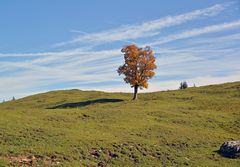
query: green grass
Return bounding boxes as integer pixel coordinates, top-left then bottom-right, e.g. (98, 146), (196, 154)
(0, 82), (239, 166)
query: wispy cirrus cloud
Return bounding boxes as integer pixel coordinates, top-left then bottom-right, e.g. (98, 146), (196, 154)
(54, 3), (227, 47)
(150, 20), (240, 46)
(0, 47), (91, 58)
(93, 72), (240, 93)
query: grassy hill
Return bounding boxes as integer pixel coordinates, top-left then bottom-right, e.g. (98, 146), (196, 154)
(0, 82), (239, 166)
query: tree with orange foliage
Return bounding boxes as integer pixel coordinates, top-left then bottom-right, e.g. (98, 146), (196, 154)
(117, 44), (157, 100)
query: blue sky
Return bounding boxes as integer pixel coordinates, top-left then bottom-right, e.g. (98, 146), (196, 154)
(0, 0), (240, 101)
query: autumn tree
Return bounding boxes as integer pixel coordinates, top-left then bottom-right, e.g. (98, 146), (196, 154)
(117, 44), (157, 100)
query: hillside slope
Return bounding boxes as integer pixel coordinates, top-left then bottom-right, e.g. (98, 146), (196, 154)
(0, 82), (239, 166)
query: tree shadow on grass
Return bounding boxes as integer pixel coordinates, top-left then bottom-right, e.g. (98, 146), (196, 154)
(48, 98), (124, 109)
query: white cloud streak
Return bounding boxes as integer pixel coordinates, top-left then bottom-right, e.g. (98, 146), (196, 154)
(150, 20), (240, 46)
(54, 3), (226, 47)
(93, 73), (240, 93)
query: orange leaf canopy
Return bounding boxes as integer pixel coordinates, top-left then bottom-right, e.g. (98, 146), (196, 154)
(118, 44), (157, 89)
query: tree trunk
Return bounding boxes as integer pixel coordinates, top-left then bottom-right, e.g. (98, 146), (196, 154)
(132, 85), (139, 100)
